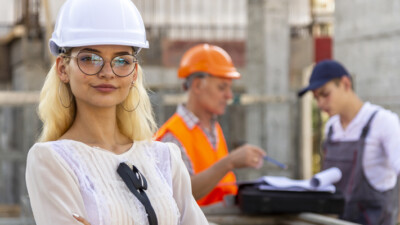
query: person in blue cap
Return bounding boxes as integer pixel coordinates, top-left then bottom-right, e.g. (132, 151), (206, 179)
(298, 59), (400, 225)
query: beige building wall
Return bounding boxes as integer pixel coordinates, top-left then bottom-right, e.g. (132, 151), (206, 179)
(334, 1), (400, 114)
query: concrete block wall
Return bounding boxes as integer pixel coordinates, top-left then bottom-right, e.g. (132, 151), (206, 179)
(334, 1), (400, 114)
(243, 0), (297, 180)
(0, 38), (45, 204)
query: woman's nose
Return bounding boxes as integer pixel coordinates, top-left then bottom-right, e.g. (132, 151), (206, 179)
(98, 62), (115, 79)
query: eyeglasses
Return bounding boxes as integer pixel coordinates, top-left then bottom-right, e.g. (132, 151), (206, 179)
(65, 52), (138, 77)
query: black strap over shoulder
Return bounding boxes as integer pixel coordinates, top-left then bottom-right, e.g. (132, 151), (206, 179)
(117, 162), (158, 225)
(360, 110), (379, 139)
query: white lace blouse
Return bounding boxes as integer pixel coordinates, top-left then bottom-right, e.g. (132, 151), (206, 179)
(26, 139), (208, 225)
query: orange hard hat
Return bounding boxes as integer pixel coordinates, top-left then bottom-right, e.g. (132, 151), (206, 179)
(178, 44), (241, 79)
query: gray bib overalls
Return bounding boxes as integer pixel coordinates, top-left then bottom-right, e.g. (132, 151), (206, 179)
(323, 111), (398, 225)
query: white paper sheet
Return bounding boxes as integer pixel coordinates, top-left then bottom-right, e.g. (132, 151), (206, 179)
(310, 167), (342, 188)
(258, 167), (341, 193)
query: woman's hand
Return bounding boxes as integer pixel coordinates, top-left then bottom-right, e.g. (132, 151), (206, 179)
(73, 213), (91, 225)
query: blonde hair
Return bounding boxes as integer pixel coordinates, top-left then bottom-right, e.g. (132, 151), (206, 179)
(38, 62), (157, 142)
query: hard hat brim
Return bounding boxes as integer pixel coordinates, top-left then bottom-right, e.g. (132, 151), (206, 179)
(49, 39), (149, 56)
(211, 72), (241, 79)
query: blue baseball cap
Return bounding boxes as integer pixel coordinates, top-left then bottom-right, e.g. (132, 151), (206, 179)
(298, 60), (350, 97)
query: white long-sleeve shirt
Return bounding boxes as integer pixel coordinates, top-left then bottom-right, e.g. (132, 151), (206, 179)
(26, 139), (208, 225)
(324, 102), (400, 191)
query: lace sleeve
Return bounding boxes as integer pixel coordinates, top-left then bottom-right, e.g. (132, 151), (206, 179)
(167, 143), (209, 225)
(26, 143), (87, 225)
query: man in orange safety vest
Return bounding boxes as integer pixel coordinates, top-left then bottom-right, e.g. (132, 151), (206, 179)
(156, 44), (266, 206)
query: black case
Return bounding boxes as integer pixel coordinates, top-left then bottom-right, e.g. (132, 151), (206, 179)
(237, 183), (345, 215)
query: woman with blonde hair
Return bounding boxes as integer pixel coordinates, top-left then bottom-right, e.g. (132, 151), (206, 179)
(25, 0), (208, 224)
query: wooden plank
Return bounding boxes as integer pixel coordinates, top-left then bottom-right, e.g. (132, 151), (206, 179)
(0, 25), (26, 45)
(0, 218), (35, 225)
(202, 201), (354, 225)
(0, 91), (40, 106)
(161, 93), (293, 106)
(296, 213), (360, 225)
(0, 205), (20, 217)
(206, 214), (278, 225)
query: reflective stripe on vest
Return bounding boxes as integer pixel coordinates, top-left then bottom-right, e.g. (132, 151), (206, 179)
(156, 113), (237, 206)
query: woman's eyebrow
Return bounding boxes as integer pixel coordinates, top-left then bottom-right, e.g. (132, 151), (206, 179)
(80, 48), (133, 56)
(80, 48), (100, 53)
(113, 51), (133, 56)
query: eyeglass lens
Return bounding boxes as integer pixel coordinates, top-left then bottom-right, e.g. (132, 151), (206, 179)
(76, 52), (137, 77)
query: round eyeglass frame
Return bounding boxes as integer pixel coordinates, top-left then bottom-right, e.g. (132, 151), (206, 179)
(63, 52), (138, 77)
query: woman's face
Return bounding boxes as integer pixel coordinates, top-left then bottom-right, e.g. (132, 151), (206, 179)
(57, 45), (137, 110)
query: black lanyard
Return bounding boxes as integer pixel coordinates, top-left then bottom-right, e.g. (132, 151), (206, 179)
(117, 162), (158, 225)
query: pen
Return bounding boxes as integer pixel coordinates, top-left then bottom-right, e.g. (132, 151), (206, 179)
(263, 156), (288, 169)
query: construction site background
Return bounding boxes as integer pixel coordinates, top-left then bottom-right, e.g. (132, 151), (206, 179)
(1, 0), (399, 224)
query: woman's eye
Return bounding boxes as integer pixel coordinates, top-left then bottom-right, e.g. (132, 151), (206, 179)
(79, 54), (102, 65)
(79, 56), (92, 62)
(115, 58), (129, 66)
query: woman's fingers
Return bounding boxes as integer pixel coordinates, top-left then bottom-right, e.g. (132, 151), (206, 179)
(73, 213), (91, 225)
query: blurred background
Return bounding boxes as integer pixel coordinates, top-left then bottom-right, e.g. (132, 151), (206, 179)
(1, 0), (400, 224)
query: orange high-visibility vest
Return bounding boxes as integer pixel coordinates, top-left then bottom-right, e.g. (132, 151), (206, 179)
(156, 113), (237, 206)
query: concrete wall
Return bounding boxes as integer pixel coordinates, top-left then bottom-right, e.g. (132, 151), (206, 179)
(334, 1), (400, 114)
(242, 0), (297, 180)
(0, 37), (45, 204)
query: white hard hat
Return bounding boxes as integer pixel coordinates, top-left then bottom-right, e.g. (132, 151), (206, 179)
(49, 0), (149, 56)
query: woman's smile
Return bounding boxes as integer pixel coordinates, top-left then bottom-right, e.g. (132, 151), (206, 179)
(92, 83), (118, 93)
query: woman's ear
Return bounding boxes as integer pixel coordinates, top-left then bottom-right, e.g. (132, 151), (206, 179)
(132, 64), (138, 83)
(56, 56), (69, 83)
(130, 64), (138, 88)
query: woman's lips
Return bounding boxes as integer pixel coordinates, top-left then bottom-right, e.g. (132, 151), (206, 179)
(93, 84), (117, 92)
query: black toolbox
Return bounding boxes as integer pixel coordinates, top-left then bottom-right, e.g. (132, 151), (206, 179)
(237, 183), (345, 215)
